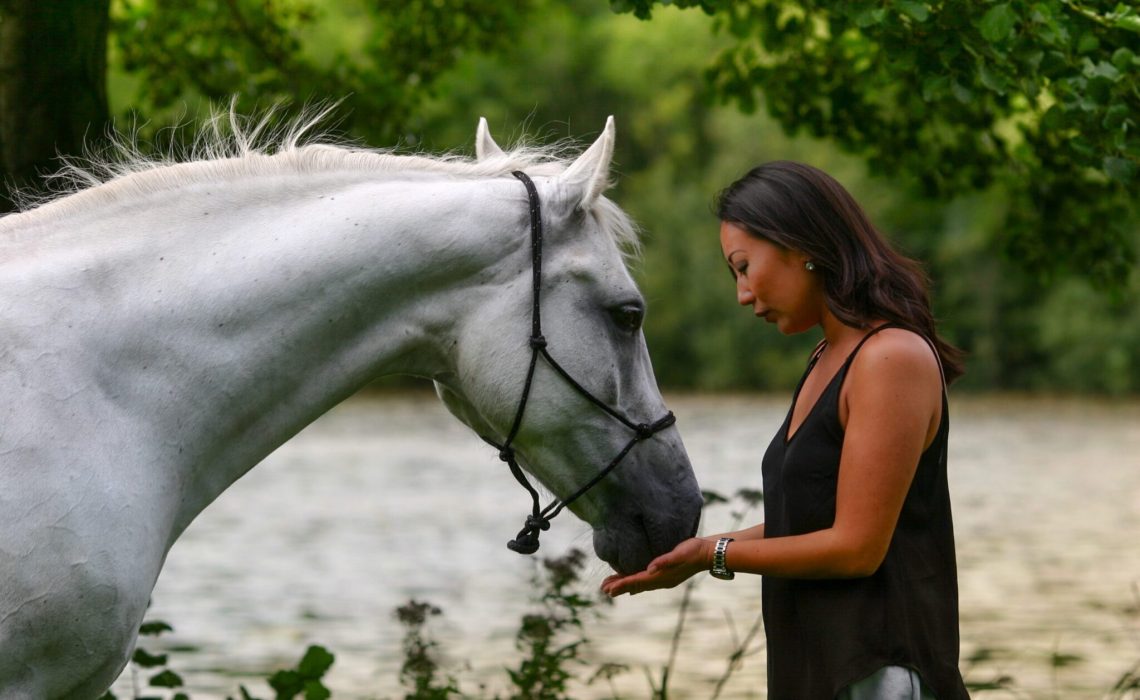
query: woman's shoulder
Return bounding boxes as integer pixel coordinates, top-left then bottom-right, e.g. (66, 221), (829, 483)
(848, 325), (943, 393)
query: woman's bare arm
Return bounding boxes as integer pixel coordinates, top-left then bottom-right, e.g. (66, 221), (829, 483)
(602, 330), (942, 595)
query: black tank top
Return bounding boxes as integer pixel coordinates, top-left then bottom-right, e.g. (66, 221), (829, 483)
(760, 324), (969, 699)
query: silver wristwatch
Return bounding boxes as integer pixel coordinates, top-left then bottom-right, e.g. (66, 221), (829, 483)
(710, 537), (735, 580)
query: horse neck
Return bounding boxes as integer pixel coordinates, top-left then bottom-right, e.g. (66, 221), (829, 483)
(9, 170), (525, 538)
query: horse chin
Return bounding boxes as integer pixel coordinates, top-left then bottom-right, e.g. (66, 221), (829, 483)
(592, 527), (651, 576)
(590, 467), (704, 575)
(592, 513), (699, 575)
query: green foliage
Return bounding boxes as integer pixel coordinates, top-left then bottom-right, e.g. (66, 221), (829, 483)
(99, 617), (190, 700)
(388, 548), (612, 700)
(506, 549), (596, 700)
(110, 522), (1138, 698)
(216, 644), (337, 700)
(109, 0), (536, 144)
(102, 616), (334, 700)
(93, 0), (1140, 393)
(614, 0), (1140, 291)
(394, 600), (463, 699)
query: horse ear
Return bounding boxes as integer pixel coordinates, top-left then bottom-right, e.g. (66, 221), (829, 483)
(558, 116), (615, 210)
(475, 117), (505, 161)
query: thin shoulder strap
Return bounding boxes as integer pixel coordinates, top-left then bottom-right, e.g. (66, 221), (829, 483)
(841, 322), (904, 371)
(808, 337), (827, 365)
(915, 333), (948, 391)
(845, 323), (947, 391)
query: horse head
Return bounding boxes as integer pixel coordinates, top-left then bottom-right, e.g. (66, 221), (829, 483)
(435, 118), (702, 575)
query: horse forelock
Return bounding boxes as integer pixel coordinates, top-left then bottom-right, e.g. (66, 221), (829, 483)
(1, 106), (641, 258)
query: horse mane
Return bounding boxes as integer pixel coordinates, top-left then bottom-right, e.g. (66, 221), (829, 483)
(2, 105), (640, 255)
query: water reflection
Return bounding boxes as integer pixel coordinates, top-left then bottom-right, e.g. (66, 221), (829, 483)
(112, 394), (1140, 699)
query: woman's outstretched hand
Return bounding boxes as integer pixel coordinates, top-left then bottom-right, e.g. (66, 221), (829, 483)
(600, 537), (714, 597)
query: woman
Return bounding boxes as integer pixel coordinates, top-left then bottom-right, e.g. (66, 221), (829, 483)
(601, 161), (970, 699)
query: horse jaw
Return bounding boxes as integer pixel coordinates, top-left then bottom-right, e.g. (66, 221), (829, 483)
(475, 117), (505, 161)
(432, 379), (499, 439)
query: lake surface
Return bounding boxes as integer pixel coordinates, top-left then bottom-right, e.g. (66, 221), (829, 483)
(110, 394), (1140, 699)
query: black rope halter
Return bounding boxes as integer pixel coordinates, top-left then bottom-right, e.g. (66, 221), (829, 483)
(480, 171), (676, 555)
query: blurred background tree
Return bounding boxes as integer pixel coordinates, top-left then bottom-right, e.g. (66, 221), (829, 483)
(0, 0), (110, 211)
(615, 0), (1140, 291)
(1, 0), (1136, 393)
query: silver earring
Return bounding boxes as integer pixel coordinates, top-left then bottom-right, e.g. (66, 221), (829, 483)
(805, 261), (816, 272)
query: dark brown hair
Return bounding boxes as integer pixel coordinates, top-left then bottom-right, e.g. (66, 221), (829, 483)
(715, 161), (964, 383)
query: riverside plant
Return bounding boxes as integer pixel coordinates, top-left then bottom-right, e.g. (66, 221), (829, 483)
(100, 490), (1138, 699)
(99, 547), (606, 700)
(100, 490), (758, 700)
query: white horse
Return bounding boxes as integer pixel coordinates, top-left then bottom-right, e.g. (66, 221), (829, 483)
(0, 113), (702, 698)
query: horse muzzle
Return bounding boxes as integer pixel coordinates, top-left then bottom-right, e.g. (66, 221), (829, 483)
(591, 461), (703, 575)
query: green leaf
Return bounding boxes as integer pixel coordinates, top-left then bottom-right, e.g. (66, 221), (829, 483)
(1113, 14), (1140, 35)
(1094, 61), (1122, 81)
(1104, 156), (1136, 184)
(132, 648), (169, 668)
(302, 680), (331, 700)
(1103, 103), (1132, 130)
(978, 62), (1008, 94)
(297, 645), (335, 679)
(139, 621), (174, 636)
(896, 1), (930, 22)
(951, 80), (975, 103)
(149, 670), (184, 688)
(1111, 48), (1137, 71)
(268, 669), (303, 696)
(1041, 104), (1067, 130)
(702, 489), (729, 505)
(922, 75), (951, 101)
(980, 3), (1017, 42)
(855, 8), (889, 26)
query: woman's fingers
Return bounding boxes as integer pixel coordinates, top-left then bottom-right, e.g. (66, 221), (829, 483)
(601, 539), (712, 597)
(601, 571), (648, 597)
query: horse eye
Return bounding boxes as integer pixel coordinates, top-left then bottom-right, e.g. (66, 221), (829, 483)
(610, 303), (644, 332)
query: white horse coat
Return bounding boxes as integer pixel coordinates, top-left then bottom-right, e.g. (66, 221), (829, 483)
(0, 115), (701, 698)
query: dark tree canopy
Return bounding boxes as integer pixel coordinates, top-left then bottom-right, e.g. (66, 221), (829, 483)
(0, 0), (110, 212)
(2, 0), (1138, 392)
(112, 0), (536, 146)
(613, 0), (1140, 290)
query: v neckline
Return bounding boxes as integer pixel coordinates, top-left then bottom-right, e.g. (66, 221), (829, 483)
(783, 322), (902, 445)
(783, 349), (842, 445)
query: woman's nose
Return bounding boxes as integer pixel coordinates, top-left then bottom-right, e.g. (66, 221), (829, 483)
(736, 277), (754, 306)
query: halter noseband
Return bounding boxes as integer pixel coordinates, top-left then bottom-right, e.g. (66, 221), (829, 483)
(480, 171), (676, 555)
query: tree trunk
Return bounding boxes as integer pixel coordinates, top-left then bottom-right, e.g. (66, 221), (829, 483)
(0, 0), (110, 213)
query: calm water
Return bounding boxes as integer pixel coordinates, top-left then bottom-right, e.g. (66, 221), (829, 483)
(111, 394), (1140, 699)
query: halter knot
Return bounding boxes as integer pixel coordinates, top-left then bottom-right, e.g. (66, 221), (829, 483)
(529, 335), (547, 349)
(507, 513), (552, 554)
(498, 447), (515, 463)
(635, 423), (653, 440)
(525, 514), (551, 531)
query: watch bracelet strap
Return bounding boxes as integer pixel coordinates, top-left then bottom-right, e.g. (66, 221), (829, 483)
(713, 536), (734, 573)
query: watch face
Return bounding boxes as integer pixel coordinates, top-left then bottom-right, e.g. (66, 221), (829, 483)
(710, 569), (735, 580)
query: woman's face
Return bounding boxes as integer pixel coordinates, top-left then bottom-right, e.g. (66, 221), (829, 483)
(719, 221), (820, 335)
